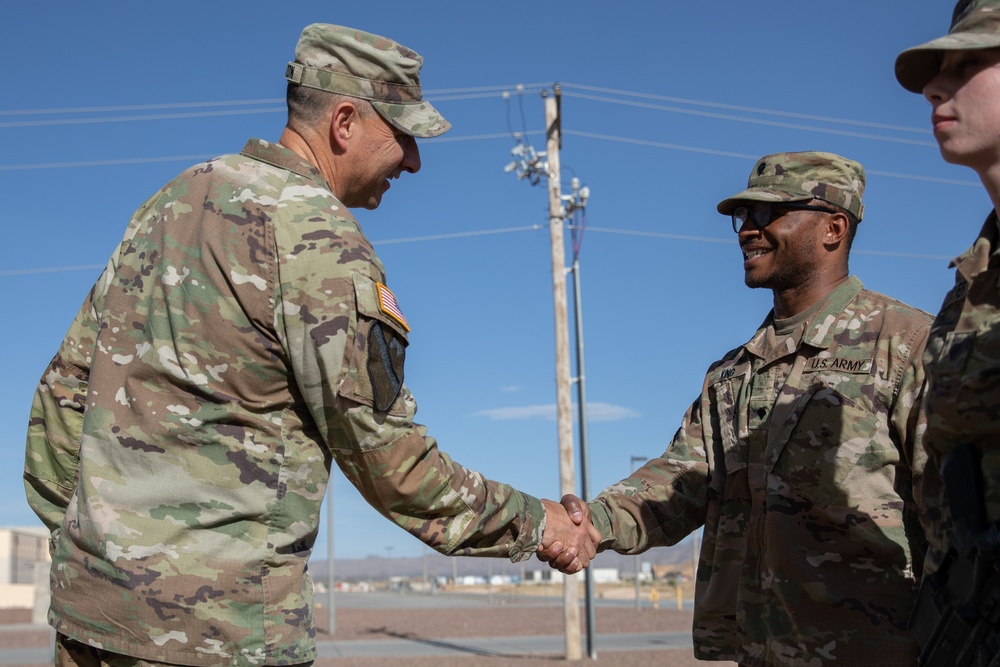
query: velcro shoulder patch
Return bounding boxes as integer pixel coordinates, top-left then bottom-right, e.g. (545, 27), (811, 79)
(367, 321), (406, 412)
(376, 282), (409, 332)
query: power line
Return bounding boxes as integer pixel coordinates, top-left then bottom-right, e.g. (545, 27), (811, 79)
(579, 226), (954, 261)
(561, 91), (939, 148)
(0, 155), (218, 171)
(0, 222), (953, 277)
(370, 225), (543, 245)
(0, 95), (519, 129)
(0, 128), (971, 190)
(0, 99), (285, 116)
(0, 264), (106, 276)
(0, 107), (285, 129)
(560, 82), (931, 135)
(565, 129), (759, 160)
(0, 81), (924, 141)
(0, 133), (549, 170)
(564, 130), (980, 187)
(423, 130), (544, 144)
(0, 84), (548, 118)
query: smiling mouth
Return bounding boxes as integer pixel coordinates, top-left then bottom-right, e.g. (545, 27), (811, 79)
(743, 248), (772, 261)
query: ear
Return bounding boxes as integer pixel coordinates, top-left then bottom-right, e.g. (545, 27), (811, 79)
(820, 210), (850, 248)
(329, 101), (361, 152)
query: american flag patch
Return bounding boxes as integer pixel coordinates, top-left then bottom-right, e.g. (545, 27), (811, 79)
(376, 282), (410, 332)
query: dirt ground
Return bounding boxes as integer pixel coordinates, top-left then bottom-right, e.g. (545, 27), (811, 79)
(309, 604), (733, 666)
(1, 597), (736, 667)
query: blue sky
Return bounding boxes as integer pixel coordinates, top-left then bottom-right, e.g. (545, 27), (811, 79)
(0, 2), (984, 561)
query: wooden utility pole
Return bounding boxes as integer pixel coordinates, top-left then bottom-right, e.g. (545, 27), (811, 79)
(544, 84), (581, 661)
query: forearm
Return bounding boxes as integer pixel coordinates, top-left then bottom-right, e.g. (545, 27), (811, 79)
(589, 456), (708, 554)
(335, 423), (545, 562)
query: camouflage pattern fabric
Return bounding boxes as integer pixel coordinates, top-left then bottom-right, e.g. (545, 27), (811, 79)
(896, 0), (1000, 94)
(920, 212), (1000, 572)
(285, 24), (450, 139)
(587, 277), (931, 666)
(23, 138), (544, 666)
(716, 151), (866, 221)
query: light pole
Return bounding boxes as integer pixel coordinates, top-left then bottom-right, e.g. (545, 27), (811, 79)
(630, 455), (648, 611)
(385, 546), (393, 587)
(325, 476), (335, 635)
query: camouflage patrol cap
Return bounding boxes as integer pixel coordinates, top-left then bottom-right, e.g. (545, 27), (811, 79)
(285, 24), (451, 138)
(716, 151), (865, 221)
(896, 0), (1000, 93)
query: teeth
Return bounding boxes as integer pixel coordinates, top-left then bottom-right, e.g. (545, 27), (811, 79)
(744, 249), (771, 260)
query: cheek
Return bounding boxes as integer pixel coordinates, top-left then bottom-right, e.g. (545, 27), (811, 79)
(374, 141), (403, 164)
(967, 77), (1000, 126)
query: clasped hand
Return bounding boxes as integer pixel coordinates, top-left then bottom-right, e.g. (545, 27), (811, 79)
(537, 494), (600, 575)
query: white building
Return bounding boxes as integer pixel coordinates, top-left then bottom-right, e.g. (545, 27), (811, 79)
(591, 567), (621, 584)
(0, 527), (50, 612)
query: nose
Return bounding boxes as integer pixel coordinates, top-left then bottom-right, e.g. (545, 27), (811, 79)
(923, 70), (948, 104)
(734, 216), (759, 237)
(401, 136), (421, 174)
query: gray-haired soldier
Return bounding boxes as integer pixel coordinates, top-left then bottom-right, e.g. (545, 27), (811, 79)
(542, 152), (932, 666)
(24, 24), (596, 667)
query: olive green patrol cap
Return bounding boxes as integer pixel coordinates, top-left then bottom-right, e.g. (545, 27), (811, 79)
(285, 23), (451, 138)
(716, 151), (865, 221)
(896, 0), (1000, 93)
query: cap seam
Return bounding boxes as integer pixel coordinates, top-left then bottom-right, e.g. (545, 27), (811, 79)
(286, 62), (423, 101)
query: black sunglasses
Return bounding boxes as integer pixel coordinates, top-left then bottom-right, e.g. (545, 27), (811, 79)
(732, 202), (836, 234)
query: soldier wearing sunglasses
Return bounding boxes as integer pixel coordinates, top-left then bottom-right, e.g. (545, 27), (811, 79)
(541, 151), (933, 665)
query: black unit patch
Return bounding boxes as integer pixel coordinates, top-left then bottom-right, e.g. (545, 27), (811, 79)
(367, 321), (406, 412)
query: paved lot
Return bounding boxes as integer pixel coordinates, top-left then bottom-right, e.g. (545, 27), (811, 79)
(0, 591), (737, 666)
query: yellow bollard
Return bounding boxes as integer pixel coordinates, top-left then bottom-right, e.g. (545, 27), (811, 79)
(650, 587), (660, 610)
(676, 585), (683, 610)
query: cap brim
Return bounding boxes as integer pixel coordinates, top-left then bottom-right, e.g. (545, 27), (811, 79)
(372, 100), (451, 138)
(716, 189), (813, 215)
(896, 33), (1000, 93)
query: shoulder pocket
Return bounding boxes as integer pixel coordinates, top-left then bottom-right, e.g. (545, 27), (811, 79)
(339, 274), (410, 415)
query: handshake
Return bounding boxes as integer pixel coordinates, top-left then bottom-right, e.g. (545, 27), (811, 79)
(537, 494), (602, 575)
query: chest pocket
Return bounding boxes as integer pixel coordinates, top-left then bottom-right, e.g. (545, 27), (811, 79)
(338, 273), (410, 416)
(768, 379), (880, 508)
(709, 376), (747, 475)
(924, 266), (1000, 444)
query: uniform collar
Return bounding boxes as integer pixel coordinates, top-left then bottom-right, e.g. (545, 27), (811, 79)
(744, 275), (864, 359)
(239, 138), (330, 188)
(952, 210), (999, 282)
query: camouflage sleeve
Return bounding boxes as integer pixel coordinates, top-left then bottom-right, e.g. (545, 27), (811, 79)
(588, 393), (711, 554)
(23, 283), (100, 532)
(24, 203), (148, 534)
(273, 206), (544, 562)
(892, 320), (933, 574)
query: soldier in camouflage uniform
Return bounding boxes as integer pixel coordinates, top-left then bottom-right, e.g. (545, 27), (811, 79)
(542, 152), (932, 665)
(897, 1), (1000, 663)
(23, 24), (597, 667)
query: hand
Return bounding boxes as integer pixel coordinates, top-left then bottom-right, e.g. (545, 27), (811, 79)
(537, 494), (601, 574)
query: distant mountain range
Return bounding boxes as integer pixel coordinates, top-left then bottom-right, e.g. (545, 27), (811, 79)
(311, 538), (698, 583)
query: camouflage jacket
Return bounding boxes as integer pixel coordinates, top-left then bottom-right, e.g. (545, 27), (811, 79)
(920, 212), (1000, 570)
(23, 139), (545, 667)
(588, 277), (931, 666)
